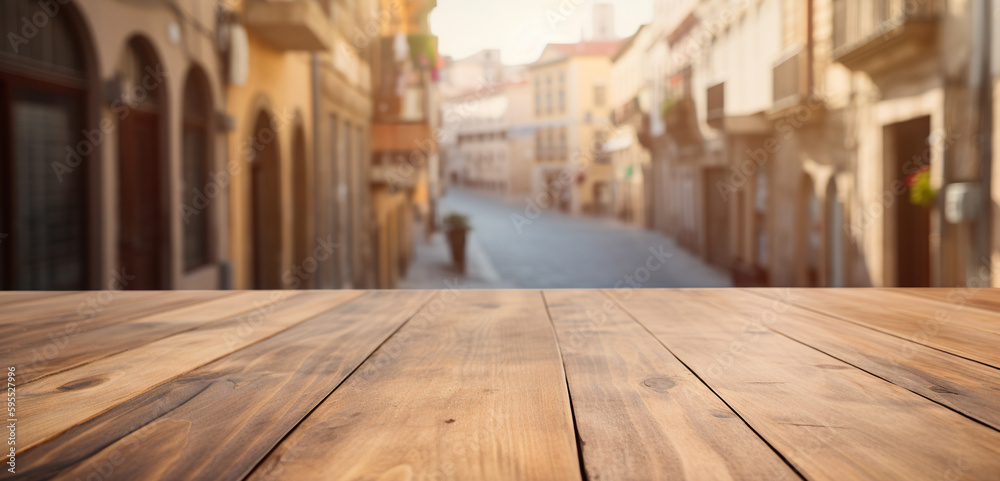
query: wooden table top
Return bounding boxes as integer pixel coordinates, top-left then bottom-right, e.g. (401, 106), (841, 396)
(3, 289), (1000, 480)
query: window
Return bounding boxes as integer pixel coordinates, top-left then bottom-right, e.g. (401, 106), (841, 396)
(594, 84), (607, 107)
(558, 73), (566, 112)
(1, 0), (89, 289)
(182, 68), (213, 271)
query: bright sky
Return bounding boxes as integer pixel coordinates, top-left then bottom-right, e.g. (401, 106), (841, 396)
(429, 0), (654, 66)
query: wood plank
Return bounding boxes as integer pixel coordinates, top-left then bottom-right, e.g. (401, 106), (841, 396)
(892, 288), (1000, 313)
(247, 290), (581, 481)
(543, 290), (798, 481)
(724, 290), (1000, 430)
(15, 291), (435, 481)
(0, 291), (75, 308)
(756, 289), (1000, 368)
(611, 289), (1000, 481)
(16, 290), (361, 451)
(831, 289), (1000, 335)
(5, 292), (250, 383)
(0, 292), (157, 327)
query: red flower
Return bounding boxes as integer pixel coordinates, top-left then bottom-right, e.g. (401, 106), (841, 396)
(904, 165), (929, 188)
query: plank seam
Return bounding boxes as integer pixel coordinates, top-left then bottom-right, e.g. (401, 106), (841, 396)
(599, 290), (809, 481)
(767, 324), (1000, 434)
(20, 291), (366, 452)
(241, 290), (442, 481)
(742, 290), (1000, 372)
(18, 291), (299, 387)
(540, 291), (590, 481)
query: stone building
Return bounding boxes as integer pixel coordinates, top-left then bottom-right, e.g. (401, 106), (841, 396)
(1, 0), (227, 289)
(224, 0), (378, 290)
(529, 40), (623, 215)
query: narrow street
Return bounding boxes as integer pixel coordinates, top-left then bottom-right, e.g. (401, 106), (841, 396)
(423, 188), (731, 289)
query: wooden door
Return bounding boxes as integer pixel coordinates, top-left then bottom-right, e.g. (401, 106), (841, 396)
(894, 117), (932, 287)
(251, 114), (282, 289)
(118, 109), (164, 290)
(704, 168), (730, 267)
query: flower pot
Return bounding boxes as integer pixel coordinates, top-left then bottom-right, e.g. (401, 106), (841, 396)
(446, 228), (468, 274)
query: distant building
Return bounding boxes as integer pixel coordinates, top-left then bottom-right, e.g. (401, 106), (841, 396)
(438, 50), (527, 192)
(606, 25), (655, 227)
(529, 40), (623, 215)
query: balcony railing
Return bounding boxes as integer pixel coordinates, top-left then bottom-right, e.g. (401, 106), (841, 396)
(832, 0), (938, 71)
(244, 0), (332, 51)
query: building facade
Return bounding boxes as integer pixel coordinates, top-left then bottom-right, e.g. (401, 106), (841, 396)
(368, 0), (440, 288)
(530, 41), (622, 215)
(640, 0), (993, 288)
(224, 0), (377, 290)
(606, 25), (655, 227)
(1, 0), (227, 290)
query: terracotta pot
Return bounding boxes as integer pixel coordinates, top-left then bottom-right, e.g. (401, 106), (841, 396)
(446, 228), (468, 274)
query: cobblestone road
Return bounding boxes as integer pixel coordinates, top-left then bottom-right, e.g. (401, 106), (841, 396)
(434, 188), (732, 289)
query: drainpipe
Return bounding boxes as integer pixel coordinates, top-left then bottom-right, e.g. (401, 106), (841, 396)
(311, 53), (323, 288)
(976, 0), (993, 284)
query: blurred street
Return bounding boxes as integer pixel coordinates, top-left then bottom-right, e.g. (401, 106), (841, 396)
(402, 188), (731, 289)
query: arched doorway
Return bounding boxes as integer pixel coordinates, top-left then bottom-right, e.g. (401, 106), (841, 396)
(0, 0), (92, 289)
(118, 36), (168, 289)
(250, 111), (282, 289)
(181, 66), (213, 272)
(291, 123), (312, 287)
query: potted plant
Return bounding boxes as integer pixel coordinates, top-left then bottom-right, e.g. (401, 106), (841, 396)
(905, 165), (936, 208)
(443, 213), (471, 274)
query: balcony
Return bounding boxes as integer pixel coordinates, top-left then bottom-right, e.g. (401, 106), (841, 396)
(373, 35), (439, 123)
(661, 94), (701, 147)
(772, 47), (808, 112)
(244, 0), (332, 51)
(832, 0), (939, 74)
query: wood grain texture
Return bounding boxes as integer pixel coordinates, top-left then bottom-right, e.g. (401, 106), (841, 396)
(543, 290), (798, 481)
(893, 288), (1000, 313)
(755, 289), (1000, 368)
(247, 290), (582, 481)
(5, 291), (250, 383)
(0, 292), (156, 328)
(610, 289), (1000, 481)
(0, 291), (74, 308)
(725, 290), (1000, 430)
(13, 291), (435, 481)
(16, 290), (360, 450)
